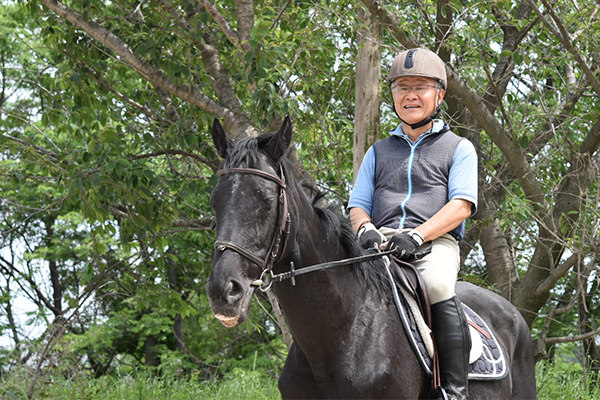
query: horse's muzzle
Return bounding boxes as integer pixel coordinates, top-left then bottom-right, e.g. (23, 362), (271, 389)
(206, 274), (256, 328)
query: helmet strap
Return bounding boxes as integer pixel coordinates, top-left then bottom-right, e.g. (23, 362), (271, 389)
(394, 103), (443, 130)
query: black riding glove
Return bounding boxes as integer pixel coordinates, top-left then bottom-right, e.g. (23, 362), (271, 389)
(387, 229), (425, 260)
(358, 222), (387, 250)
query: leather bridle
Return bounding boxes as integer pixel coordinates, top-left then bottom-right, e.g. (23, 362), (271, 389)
(214, 165), (291, 290)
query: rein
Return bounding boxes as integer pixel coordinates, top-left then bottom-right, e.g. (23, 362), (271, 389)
(254, 247), (431, 291)
(254, 249), (398, 290)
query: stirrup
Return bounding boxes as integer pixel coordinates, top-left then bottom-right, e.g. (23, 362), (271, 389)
(430, 386), (448, 400)
(431, 386), (462, 400)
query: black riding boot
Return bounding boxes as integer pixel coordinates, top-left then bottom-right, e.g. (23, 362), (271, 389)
(430, 296), (471, 400)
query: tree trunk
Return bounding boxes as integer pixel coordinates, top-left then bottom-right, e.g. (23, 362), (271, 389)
(353, 5), (381, 182)
(579, 281), (600, 384)
(145, 334), (160, 367)
(167, 248), (186, 352)
(480, 218), (517, 296)
(45, 215), (63, 316)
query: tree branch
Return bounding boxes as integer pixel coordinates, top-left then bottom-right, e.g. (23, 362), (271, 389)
(0, 258), (62, 316)
(527, 0), (600, 96)
(0, 132), (59, 160)
(269, 0), (292, 31)
(483, 2), (534, 111)
(38, 0), (234, 124)
(527, 64), (591, 157)
(536, 251), (579, 297)
(359, 0), (418, 49)
(446, 69), (551, 221)
(153, 0), (257, 137)
(546, 326), (600, 346)
(195, 0), (242, 50)
(129, 149), (213, 166)
(68, 56), (174, 125)
(579, 115), (600, 155)
(235, 0), (254, 53)
(108, 206), (214, 231)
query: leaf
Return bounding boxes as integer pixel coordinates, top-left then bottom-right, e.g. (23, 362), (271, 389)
(512, 50), (523, 65)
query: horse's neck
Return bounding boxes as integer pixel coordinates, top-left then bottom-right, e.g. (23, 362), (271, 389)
(274, 197), (370, 345)
(274, 264), (366, 339)
(272, 183), (424, 395)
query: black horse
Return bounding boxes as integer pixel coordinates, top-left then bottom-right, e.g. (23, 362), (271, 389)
(206, 117), (537, 399)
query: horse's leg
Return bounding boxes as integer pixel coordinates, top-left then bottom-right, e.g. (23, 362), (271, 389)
(467, 325), (537, 400)
(488, 297), (537, 399)
(509, 312), (538, 399)
(278, 343), (324, 399)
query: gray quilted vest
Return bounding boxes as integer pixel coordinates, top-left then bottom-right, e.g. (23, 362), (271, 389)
(371, 126), (465, 240)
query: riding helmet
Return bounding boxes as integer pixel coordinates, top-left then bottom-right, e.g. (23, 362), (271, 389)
(388, 48), (447, 89)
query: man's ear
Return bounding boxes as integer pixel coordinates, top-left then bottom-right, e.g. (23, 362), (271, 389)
(438, 88), (446, 105)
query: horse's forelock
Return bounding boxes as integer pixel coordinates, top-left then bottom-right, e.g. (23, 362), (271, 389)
(222, 137), (260, 168)
(223, 132), (281, 169)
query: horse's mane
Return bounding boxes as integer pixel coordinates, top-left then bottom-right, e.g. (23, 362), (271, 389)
(224, 134), (391, 296)
(300, 176), (391, 297)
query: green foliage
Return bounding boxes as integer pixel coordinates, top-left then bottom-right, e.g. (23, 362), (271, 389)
(2, 3), (362, 381)
(5, 355), (600, 399)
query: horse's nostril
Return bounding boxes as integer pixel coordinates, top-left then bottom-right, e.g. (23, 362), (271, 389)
(226, 280), (244, 303)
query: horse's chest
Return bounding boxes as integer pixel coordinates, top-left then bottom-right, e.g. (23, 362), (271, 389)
(315, 304), (421, 395)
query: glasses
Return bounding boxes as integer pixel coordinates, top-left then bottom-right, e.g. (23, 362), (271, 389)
(391, 84), (439, 95)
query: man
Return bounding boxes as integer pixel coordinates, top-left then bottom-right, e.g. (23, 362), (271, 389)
(348, 48), (478, 400)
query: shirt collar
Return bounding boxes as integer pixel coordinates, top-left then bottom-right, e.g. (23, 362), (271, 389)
(390, 119), (445, 139)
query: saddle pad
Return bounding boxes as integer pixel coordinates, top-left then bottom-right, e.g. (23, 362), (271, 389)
(462, 304), (508, 380)
(385, 264), (508, 381)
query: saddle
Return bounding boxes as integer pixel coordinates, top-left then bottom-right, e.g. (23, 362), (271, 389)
(387, 255), (432, 328)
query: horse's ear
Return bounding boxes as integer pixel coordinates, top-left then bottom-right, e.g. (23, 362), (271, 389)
(211, 118), (233, 159)
(268, 115), (293, 161)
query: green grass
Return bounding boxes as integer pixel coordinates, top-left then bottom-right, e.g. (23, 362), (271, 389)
(0, 368), (281, 400)
(1, 360), (598, 399)
(536, 360), (600, 400)
(197, 368), (280, 400)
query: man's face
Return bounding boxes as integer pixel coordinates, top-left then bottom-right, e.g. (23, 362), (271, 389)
(391, 76), (445, 125)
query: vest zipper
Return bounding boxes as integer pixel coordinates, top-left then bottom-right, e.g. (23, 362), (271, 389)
(398, 132), (434, 229)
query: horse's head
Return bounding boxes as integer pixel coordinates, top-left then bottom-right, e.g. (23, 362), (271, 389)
(206, 116), (293, 327)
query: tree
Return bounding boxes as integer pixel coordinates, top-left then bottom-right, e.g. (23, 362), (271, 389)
(353, 5), (381, 181)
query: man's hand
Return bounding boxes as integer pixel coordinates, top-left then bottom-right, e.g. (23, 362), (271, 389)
(388, 229), (424, 260)
(358, 223), (386, 250)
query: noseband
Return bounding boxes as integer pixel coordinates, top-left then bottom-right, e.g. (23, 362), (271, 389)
(214, 165), (291, 290)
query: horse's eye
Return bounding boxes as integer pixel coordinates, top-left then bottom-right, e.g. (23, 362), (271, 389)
(261, 198), (274, 208)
